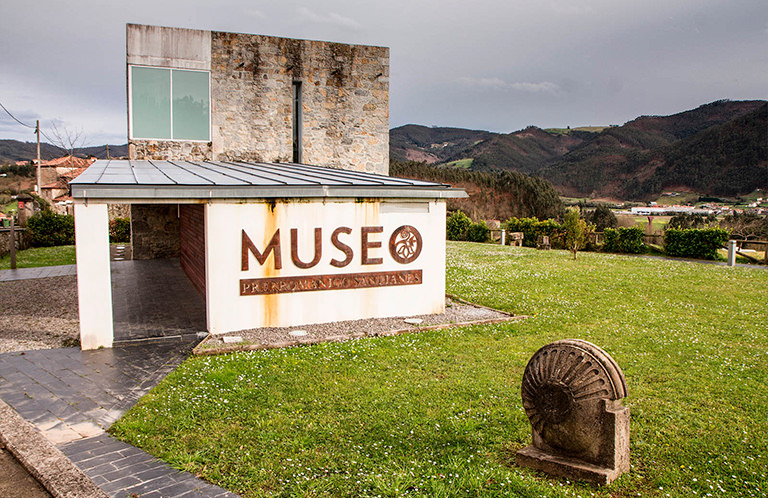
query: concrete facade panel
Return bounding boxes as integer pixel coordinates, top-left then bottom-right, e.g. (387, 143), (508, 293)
(205, 200), (444, 333)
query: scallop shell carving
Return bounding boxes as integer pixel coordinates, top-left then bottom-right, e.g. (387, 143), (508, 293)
(521, 339), (627, 437)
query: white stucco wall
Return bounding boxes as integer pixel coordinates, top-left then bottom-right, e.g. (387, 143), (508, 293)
(74, 202), (114, 349)
(205, 199), (446, 333)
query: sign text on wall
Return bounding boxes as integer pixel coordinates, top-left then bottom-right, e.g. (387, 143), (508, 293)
(240, 225), (423, 295)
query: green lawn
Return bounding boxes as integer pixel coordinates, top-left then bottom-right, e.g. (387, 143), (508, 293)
(0, 199), (18, 215)
(111, 243), (768, 497)
(0, 245), (76, 270)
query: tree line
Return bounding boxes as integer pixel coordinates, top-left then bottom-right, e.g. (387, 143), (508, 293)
(390, 159), (564, 221)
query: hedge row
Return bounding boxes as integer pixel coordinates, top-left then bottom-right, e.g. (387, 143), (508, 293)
(26, 211), (75, 247)
(446, 211), (490, 242)
(664, 227), (730, 260)
(109, 217), (131, 243)
(503, 217), (564, 248)
(603, 227), (645, 254)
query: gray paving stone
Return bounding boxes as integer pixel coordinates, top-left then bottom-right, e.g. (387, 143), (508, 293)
(0, 264), (77, 281)
(0, 259), (236, 497)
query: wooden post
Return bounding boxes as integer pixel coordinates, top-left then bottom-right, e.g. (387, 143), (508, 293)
(36, 120), (41, 195)
(9, 215), (16, 270)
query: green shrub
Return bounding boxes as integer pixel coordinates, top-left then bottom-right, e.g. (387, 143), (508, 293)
(465, 220), (490, 243)
(446, 210), (473, 241)
(603, 226), (644, 254)
(447, 211), (491, 242)
(504, 217), (564, 248)
(563, 207), (590, 259)
(26, 211), (75, 247)
(109, 217), (131, 243)
(664, 227), (730, 260)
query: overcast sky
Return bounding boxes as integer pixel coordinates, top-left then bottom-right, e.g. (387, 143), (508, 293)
(1, 0), (765, 147)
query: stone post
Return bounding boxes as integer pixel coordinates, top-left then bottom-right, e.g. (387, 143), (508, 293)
(727, 240), (736, 267)
(500, 229), (506, 246)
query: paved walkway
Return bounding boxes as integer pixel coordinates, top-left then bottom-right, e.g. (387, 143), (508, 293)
(111, 259), (206, 344)
(0, 264), (77, 281)
(0, 343), (239, 497)
(0, 259), (208, 344)
(0, 260), (238, 497)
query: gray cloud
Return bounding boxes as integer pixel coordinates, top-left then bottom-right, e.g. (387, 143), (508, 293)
(295, 7), (363, 31)
(0, 0), (765, 145)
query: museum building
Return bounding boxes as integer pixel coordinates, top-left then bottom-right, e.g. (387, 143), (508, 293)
(71, 24), (465, 350)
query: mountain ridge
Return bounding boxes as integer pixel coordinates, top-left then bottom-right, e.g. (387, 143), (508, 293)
(390, 99), (767, 200)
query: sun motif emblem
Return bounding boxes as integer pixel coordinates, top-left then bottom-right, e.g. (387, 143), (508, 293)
(389, 225), (423, 264)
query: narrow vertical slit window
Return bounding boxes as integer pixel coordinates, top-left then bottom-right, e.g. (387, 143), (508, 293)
(292, 80), (302, 163)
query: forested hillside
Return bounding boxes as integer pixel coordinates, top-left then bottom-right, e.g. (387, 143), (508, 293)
(390, 125), (495, 163)
(540, 100), (767, 198)
(0, 140), (128, 163)
(392, 100), (767, 200)
(390, 160), (563, 221)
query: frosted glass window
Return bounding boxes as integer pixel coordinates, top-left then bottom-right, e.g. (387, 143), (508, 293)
(130, 66), (210, 141)
(131, 67), (171, 139)
(172, 70), (210, 141)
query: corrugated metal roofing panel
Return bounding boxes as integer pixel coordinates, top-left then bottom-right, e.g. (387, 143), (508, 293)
(130, 161), (175, 184)
(70, 160), (468, 200)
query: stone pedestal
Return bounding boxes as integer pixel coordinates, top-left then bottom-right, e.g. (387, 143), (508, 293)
(516, 339), (630, 485)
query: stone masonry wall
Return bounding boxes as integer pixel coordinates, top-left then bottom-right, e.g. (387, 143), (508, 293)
(210, 33), (389, 174)
(130, 204), (180, 260)
(179, 205), (206, 296)
(129, 141), (213, 161)
(128, 26), (389, 174)
(0, 228), (29, 259)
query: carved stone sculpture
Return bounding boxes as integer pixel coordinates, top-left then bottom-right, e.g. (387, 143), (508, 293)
(516, 339), (630, 485)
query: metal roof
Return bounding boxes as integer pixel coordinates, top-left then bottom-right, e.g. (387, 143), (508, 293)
(70, 160), (467, 201)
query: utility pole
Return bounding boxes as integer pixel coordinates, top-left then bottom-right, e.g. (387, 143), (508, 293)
(35, 120), (41, 195)
(106, 144), (110, 159)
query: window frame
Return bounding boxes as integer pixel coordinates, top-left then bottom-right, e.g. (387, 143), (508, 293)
(128, 65), (211, 142)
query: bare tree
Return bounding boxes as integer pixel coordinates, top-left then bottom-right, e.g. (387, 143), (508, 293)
(49, 122), (87, 171)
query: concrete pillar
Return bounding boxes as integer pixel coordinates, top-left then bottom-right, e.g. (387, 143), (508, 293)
(74, 202), (114, 349)
(727, 240), (736, 267)
(500, 229), (506, 246)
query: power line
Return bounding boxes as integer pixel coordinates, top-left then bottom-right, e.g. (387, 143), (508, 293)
(0, 100), (36, 129)
(1, 100), (106, 155)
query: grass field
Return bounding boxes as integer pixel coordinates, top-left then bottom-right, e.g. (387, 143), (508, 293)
(0, 245), (76, 270)
(441, 158), (473, 169)
(544, 127), (609, 135)
(111, 243), (768, 497)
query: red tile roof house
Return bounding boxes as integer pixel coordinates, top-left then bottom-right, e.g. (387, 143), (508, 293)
(40, 166), (89, 215)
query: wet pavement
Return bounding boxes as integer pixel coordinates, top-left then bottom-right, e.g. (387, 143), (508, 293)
(0, 261), (238, 497)
(110, 259), (207, 344)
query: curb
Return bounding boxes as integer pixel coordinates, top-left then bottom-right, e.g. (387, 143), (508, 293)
(0, 398), (109, 498)
(194, 296), (526, 356)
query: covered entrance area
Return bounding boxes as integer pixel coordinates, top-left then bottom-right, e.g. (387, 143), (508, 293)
(71, 159), (465, 350)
